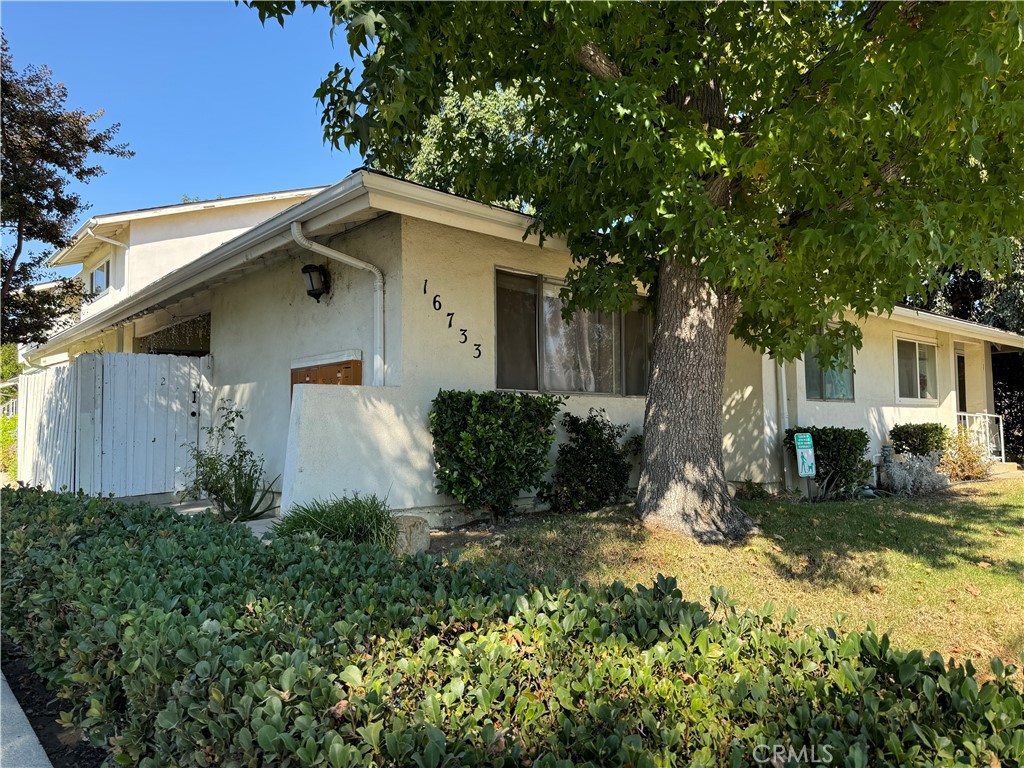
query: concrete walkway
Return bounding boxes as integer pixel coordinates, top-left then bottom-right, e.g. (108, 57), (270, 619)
(1, 672), (52, 768)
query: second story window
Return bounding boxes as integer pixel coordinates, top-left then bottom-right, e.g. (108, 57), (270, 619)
(89, 260), (110, 295)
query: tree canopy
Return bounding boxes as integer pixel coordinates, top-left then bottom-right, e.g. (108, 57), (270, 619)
(251, 1), (1024, 537)
(1, 34), (132, 345)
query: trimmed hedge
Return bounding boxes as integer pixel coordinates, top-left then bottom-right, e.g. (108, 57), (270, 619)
(784, 425), (872, 499)
(889, 423), (949, 456)
(3, 487), (1023, 767)
(429, 389), (562, 515)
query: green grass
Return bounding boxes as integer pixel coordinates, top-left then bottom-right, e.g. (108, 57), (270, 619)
(462, 478), (1024, 668)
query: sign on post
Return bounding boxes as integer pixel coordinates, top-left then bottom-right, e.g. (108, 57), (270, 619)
(794, 432), (816, 478)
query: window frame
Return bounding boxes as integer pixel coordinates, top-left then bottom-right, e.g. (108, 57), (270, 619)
(89, 259), (110, 296)
(802, 333), (856, 403)
(893, 333), (940, 404)
(494, 267), (651, 398)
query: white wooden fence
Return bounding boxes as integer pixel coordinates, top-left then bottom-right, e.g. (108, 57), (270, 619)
(17, 353), (212, 496)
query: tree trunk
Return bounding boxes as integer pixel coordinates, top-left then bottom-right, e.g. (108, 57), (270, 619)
(636, 257), (755, 541)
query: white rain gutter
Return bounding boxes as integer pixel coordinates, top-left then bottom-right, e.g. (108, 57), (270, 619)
(288, 221), (385, 386)
(85, 227), (128, 250)
(776, 361), (791, 490)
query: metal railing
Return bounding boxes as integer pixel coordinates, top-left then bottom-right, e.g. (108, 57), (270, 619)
(956, 412), (1005, 463)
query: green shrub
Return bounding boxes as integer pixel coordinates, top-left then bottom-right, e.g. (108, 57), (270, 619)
(181, 402), (277, 522)
(784, 425), (872, 499)
(429, 389), (562, 515)
(939, 426), (992, 481)
(889, 422), (949, 456)
(3, 487), (1024, 768)
(547, 409), (635, 513)
(0, 414), (15, 477)
(275, 493), (397, 549)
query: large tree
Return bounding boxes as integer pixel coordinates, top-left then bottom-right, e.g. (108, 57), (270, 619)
(253, 2), (1024, 539)
(1, 34), (132, 345)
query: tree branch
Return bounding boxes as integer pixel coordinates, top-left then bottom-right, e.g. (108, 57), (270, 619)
(2, 221), (24, 304)
(576, 42), (622, 80)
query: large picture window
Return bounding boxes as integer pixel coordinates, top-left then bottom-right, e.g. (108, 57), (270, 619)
(496, 269), (651, 395)
(803, 338), (854, 401)
(896, 338), (938, 400)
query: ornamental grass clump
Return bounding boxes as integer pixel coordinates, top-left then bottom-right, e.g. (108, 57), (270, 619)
(274, 493), (397, 549)
(3, 486), (1023, 768)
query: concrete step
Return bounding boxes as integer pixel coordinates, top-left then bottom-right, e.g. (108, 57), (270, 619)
(990, 461), (1023, 476)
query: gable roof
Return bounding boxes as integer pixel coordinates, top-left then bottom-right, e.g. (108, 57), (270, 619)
(49, 186), (327, 267)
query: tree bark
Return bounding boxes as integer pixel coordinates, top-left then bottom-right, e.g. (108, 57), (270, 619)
(636, 257), (756, 541)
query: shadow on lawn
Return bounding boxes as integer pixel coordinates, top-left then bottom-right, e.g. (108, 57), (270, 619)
(741, 483), (1023, 589)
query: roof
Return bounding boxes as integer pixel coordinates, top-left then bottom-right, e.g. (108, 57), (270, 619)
(49, 186), (327, 267)
(889, 306), (1024, 349)
(28, 170), (557, 363)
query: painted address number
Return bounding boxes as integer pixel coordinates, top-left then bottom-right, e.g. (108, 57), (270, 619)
(423, 279), (481, 360)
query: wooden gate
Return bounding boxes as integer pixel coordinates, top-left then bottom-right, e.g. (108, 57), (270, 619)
(17, 353), (212, 496)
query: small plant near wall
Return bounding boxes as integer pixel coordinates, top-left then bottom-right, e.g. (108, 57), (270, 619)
(274, 493), (397, 549)
(181, 401), (278, 522)
(429, 390), (562, 516)
(547, 409), (637, 514)
(939, 427), (992, 482)
(784, 426), (871, 500)
(0, 414), (16, 477)
(889, 423), (949, 456)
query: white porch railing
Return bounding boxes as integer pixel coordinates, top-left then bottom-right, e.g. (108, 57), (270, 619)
(0, 398), (15, 417)
(956, 412), (1005, 463)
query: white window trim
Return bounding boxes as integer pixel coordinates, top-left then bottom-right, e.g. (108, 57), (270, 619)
(89, 259), (110, 296)
(893, 332), (940, 404)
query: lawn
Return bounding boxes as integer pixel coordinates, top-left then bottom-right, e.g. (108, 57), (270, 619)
(461, 477), (1024, 669)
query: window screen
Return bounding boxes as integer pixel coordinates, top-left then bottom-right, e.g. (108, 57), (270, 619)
(495, 271), (538, 390)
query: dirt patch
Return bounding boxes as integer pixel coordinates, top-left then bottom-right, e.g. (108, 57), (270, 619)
(1, 639), (107, 768)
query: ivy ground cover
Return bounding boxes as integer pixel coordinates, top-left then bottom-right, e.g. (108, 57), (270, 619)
(2, 487), (1022, 767)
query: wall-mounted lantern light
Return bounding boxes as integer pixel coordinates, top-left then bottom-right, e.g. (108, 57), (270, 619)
(301, 263), (330, 302)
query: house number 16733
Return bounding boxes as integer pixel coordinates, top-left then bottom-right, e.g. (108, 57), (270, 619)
(423, 278), (482, 360)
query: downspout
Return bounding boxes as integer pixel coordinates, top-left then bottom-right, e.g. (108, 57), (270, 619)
(288, 222), (385, 386)
(85, 227), (128, 250)
(776, 361), (791, 490)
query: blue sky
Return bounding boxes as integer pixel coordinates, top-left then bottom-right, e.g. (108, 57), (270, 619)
(4, 1), (363, 273)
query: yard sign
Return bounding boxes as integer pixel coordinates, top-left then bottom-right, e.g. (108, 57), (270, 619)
(794, 432), (816, 478)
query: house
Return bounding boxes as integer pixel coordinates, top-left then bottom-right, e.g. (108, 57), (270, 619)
(34, 186), (324, 366)
(18, 170), (1024, 519)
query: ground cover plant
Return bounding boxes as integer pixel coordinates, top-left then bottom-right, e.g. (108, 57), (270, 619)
(275, 493), (397, 549)
(462, 478), (1024, 671)
(0, 412), (15, 476)
(3, 486), (1023, 767)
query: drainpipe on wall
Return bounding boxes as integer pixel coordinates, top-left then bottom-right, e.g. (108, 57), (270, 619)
(84, 227), (128, 250)
(288, 222), (385, 386)
(776, 361), (791, 490)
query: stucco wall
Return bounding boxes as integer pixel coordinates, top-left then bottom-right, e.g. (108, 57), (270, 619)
(127, 199), (308, 295)
(209, 215), (403, 479)
(792, 313), (958, 461)
(79, 242), (126, 319)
